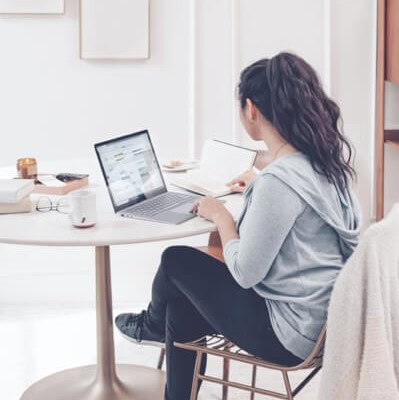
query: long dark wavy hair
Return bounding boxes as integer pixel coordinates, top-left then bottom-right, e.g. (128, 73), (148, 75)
(238, 52), (356, 189)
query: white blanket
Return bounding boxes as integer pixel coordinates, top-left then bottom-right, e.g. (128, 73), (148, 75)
(319, 204), (399, 400)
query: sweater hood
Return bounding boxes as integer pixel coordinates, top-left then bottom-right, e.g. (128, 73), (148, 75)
(255, 152), (361, 261)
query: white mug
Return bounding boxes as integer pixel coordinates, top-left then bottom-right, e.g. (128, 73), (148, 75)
(68, 190), (97, 228)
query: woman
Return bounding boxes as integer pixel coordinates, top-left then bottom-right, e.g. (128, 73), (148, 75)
(115, 52), (361, 400)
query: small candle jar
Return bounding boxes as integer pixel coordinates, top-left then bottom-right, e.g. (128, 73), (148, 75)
(17, 158), (38, 179)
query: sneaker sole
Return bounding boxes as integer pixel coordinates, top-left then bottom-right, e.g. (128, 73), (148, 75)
(116, 328), (166, 349)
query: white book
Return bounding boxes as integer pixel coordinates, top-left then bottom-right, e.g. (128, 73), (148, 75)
(0, 195), (32, 214)
(169, 140), (257, 197)
(0, 179), (35, 204)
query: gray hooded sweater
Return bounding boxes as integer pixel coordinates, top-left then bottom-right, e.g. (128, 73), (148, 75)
(223, 152), (361, 360)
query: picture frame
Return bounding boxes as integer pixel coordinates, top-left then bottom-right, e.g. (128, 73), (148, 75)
(0, 0), (64, 14)
(80, 0), (150, 60)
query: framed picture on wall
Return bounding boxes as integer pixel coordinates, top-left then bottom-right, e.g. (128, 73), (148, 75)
(80, 0), (150, 60)
(0, 0), (64, 14)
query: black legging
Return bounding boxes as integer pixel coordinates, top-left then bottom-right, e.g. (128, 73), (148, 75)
(147, 245), (303, 400)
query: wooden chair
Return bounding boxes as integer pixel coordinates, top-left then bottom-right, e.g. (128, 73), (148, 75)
(175, 324), (326, 400)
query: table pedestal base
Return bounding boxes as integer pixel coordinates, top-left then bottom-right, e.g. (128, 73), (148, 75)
(21, 365), (166, 400)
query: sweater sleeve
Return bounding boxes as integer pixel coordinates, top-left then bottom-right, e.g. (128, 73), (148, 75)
(223, 174), (306, 289)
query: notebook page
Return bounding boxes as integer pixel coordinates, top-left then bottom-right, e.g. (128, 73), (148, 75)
(181, 170), (228, 191)
(199, 140), (256, 183)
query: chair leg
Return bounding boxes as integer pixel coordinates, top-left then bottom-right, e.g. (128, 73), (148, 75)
(282, 371), (294, 400)
(222, 356), (230, 400)
(157, 348), (166, 370)
(222, 338), (232, 400)
(190, 351), (203, 400)
(250, 365), (257, 400)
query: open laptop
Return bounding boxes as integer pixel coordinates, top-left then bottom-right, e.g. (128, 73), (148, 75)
(95, 130), (201, 224)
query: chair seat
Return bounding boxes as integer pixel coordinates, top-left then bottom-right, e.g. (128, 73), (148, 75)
(175, 334), (323, 371)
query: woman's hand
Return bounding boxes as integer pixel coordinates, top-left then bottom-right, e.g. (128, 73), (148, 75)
(191, 196), (231, 224)
(227, 169), (257, 193)
(192, 197), (239, 246)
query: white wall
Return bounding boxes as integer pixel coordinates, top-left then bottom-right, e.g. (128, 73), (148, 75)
(193, 0), (378, 222)
(236, 0), (326, 148)
(329, 0), (377, 223)
(0, 0), (198, 306)
(0, 0), (192, 165)
(0, 0), (378, 215)
(0, 0), (380, 305)
(191, 0), (327, 152)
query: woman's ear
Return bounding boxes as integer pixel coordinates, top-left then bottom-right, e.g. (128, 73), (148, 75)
(246, 98), (257, 122)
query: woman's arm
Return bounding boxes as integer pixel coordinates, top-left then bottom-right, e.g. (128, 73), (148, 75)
(223, 175), (305, 288)
(194, 175), (305, 289)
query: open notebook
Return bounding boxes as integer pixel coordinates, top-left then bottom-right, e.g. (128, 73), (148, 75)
(169, 140), (257, 197)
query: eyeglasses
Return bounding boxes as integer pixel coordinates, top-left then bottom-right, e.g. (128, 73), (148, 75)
(35, 197), (70, 214)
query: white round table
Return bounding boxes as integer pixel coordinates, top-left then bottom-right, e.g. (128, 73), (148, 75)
(0, 157), (243, 400)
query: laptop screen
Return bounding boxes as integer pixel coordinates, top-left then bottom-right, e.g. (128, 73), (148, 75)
(95, 130), (167, 212)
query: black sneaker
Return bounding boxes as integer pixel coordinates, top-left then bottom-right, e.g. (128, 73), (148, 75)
(115, 311), (165, 348)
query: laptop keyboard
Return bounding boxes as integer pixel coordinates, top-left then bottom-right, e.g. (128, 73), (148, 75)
(124, 192), (198, 218)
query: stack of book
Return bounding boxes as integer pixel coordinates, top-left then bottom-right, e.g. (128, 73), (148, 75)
(0, 179), (34, 214)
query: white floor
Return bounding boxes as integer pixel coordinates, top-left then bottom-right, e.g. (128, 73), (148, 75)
(0, 239), (320, 400)
(1, 305), (320, 400)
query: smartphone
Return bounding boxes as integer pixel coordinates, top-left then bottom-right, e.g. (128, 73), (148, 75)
(56, 173), (89, 182)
